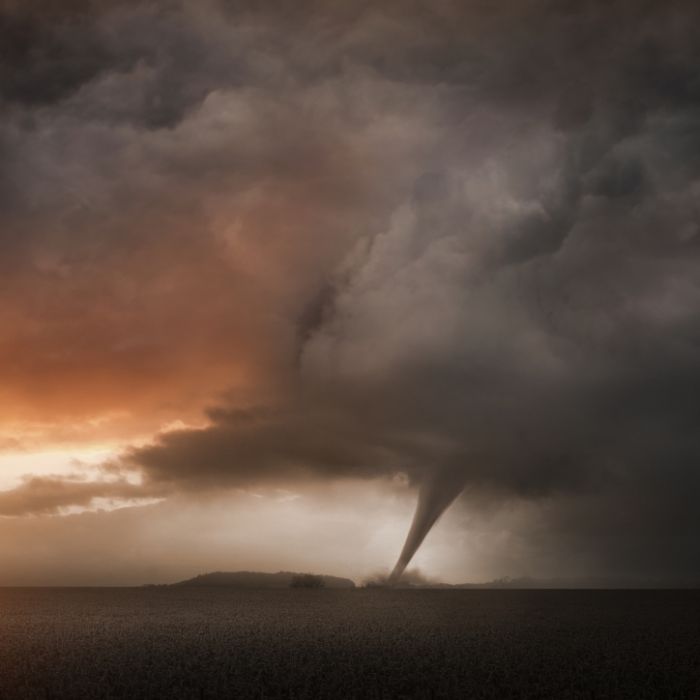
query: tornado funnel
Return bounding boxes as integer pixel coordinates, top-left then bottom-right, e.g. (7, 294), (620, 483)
(389, 468), (467, 584)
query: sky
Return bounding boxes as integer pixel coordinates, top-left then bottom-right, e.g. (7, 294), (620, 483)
(1, 0), (700, 586)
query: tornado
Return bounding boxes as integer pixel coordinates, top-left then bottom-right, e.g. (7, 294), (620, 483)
(388, 467), (467, 584)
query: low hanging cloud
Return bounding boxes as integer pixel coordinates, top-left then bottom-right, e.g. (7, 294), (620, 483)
(2, 0), (700, 579)
(0, 474), (159, 517)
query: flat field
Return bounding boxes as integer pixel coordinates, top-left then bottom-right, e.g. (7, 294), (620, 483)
(0, 588), (698, 699)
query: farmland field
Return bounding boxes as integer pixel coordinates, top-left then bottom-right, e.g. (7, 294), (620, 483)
(0, 588), (698, 699)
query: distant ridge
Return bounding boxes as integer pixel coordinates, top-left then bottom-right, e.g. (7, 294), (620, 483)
(374, 576), (700, 589)
(146, 572), (698, 590)
(167, 571), (356, 589)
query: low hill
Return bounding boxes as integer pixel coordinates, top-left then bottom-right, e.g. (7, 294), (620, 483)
(170, 571), (356, 589)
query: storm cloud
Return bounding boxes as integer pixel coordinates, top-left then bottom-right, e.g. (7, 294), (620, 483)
(2, 0), (700, 581)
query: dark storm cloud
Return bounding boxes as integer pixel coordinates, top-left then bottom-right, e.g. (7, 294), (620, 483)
(129, 402), (404, 488)
(3, 0), (700, 579)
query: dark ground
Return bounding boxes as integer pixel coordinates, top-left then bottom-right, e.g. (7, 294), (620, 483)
(0, 588), (698, 699)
